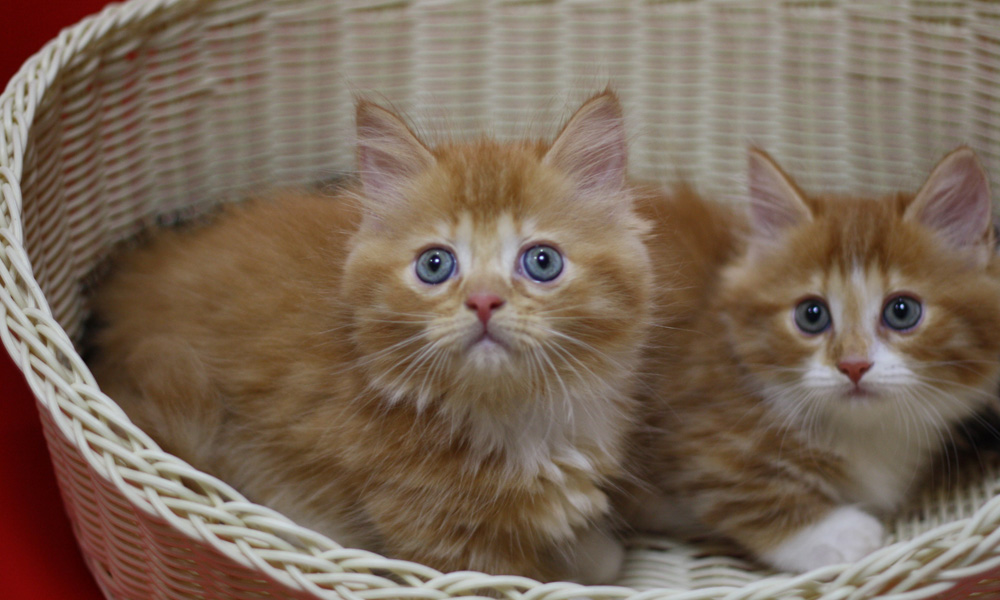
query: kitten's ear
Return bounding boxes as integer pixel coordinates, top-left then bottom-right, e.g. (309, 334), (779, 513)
(905, 147), (993, 250)
(746, 148), (812, 238)
(543, 90), (627, 194)
(356, 100), (435, 205)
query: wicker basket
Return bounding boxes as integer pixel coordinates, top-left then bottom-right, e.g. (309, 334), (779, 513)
(5, 0), (1000, 598)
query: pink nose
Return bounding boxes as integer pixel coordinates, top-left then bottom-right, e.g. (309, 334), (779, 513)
(466, 293), (505, 325)
(838, 360), (873, 385)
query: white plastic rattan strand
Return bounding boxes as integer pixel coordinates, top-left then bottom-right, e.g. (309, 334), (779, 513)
(4, 1), (1000, 599)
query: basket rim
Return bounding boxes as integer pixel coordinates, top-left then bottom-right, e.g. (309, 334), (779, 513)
(1, 1), (999, 598)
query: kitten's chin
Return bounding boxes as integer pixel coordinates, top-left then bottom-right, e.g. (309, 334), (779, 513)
(826, 385), (895, 410)
(463, 337), (513, 373)
(843, 385), (878, 401)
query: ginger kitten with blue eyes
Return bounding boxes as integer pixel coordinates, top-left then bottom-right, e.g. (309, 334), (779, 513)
(87, 91), (653, 582)
(628, 147), (1000, 573)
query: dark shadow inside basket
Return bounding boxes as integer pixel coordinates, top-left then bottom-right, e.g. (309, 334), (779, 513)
(18, 21), (359, 348)
(13, 0), (1000, 596)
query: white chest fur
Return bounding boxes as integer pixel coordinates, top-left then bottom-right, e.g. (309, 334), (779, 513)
(827, 412), (938, 512)
(461, 379), (630, 474)
(455, 379), (631, 532)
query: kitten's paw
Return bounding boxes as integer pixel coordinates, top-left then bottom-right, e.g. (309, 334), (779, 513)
(565, 527), (625, 585)
(761, 506), (884, 573)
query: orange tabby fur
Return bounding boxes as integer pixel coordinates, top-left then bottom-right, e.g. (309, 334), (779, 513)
(88, 92), (653, 582)
(628, 148), (1000, 572)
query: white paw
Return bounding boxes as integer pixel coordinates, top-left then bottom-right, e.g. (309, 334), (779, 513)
(565, 527), (625, 585)
(761, 506), (885, 573)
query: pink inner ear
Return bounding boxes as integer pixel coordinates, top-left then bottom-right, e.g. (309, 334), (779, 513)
(746, 150), (811, 238)
(357, 142), (414, 199)
(355, 102), (434, 204)
(909, 149), (992, 248)
(544, 93), (627, 194)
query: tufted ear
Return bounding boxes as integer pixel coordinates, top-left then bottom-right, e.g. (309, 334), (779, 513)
(543, 90), (628, 195)
(356, 100), (435, 210)
(745, 147), (813, 239)
(905, 146), (993, 251)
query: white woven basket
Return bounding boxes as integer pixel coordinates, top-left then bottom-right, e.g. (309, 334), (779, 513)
(5, 0), (1000, 598)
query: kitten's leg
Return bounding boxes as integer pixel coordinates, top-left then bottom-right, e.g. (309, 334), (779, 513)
(688, 480), (885, 572)
(659, 417), (886, 572)
(760, 506), (884, 573)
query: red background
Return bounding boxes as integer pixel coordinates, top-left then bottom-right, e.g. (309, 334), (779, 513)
(2, 3), (116, 599)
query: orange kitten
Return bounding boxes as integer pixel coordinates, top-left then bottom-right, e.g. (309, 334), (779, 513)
(628, 147), (1000, 572)
(87, 91), (654, 582)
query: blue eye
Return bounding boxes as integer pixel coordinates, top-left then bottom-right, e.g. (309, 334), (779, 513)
(521, 245), (563, 282)
(794, 298), (831, 334)
(415, 248), (455, 284)
(883, 295), (922, 331)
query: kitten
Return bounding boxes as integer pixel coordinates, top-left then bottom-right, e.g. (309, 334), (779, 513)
(87, 91), (654, 583)
(626, 147), (1000, 573)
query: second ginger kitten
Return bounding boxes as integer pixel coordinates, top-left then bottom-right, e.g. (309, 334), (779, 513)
(630, 147), (1000, 572)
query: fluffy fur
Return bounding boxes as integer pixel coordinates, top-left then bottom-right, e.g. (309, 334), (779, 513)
(87, 91), (654, 582)
(626, 147), (1000, 573)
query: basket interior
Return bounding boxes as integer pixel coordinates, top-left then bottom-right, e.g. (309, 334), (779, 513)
(21, 0), (1000, 344)
(9, 0), (1000, 597)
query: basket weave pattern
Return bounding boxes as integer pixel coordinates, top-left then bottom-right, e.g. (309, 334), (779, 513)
(5, 0), (1000, 598)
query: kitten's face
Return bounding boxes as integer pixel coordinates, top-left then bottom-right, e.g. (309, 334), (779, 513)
(341, 94), (651, 409)
(723, 149), (1000, 432)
